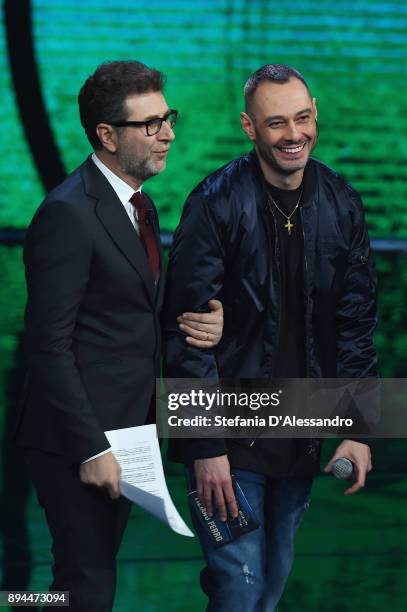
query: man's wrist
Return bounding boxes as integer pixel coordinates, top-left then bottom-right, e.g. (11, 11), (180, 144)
(81, 447), (112, 464)
(344, 438), (373, 448)
(184, 439), (228, 462)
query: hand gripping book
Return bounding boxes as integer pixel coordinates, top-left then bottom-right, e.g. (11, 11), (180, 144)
(188, 474), (260, 550)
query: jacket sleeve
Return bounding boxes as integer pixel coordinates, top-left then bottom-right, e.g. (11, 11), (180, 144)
(335, 194), (378, 378)
(335, 193), (379, 440)
(24, 200), (110, 464)
(163, 194), (228, 460)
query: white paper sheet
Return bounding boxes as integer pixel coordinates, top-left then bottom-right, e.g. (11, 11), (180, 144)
(105, 424), (193, 537)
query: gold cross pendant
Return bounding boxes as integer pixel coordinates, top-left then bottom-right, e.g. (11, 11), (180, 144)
(285, 219), (294, 235)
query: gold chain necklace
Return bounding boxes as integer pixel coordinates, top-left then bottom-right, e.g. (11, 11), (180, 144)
(269, 189), (303, 236)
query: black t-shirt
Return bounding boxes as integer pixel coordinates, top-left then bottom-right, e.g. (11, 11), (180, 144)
(266, 181), (306, 379)
(227, 180), (310, 477)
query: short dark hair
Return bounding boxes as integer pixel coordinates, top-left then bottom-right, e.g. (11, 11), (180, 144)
(78, 61), (165, 149)
(244, 64), (311, 115)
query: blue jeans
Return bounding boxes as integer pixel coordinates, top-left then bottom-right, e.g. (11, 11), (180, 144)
(186, 468), (312, 612)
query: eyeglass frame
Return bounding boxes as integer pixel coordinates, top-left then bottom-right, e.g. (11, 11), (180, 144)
(109, 109), (178, 137)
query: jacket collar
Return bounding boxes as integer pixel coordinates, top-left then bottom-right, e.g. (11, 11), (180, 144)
(247, 149), (319, 295)
(80, 156), (157, 305)
(248, 149), (317, 209)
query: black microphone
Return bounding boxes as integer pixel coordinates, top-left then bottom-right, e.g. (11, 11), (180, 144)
(331, 458), (354, 480)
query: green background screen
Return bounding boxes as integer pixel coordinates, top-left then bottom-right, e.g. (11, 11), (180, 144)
(0, 1), (406, 610)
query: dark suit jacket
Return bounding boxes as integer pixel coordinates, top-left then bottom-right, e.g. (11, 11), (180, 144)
(15, 156), (164, 465)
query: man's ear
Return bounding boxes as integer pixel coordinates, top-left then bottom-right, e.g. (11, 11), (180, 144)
(241, 112), (256, 141)
(95, 123), (118, 153)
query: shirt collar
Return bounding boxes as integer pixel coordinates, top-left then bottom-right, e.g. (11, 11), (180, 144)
(91, 152), (142, 205)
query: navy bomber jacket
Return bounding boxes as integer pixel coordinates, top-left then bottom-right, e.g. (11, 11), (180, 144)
(163, 150), (378, 468)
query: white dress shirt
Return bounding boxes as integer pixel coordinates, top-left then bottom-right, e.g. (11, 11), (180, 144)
(91, 152), (142, 233)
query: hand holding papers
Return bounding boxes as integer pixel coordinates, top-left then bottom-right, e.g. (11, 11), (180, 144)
(105, 424), (193, 537)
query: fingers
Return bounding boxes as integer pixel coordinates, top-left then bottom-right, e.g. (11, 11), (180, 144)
(177, 300), (224, 348)
(213, 486), (228, 521)
(107, 481), (121, 500)
(178, 318), (222, 347)
(202, 484), (214, 517)
(178, 313), (210, 323)
(79, 452), (121, 499)
(178, 301), (223, 326)
(323, 446), (353, 473)
(344, 452), (371, 495)
(195, 455), (236, 521)
(179, 321), (213, 340)
(200, 483), (237, 522)
(325, 440), (372, 495)
(178, 321), (220, 348)
(198, 479), (237, 522)
(179, 300), (223, 324)
(345, 464), (366, 495)
(223, 480), (239, 520)
(323, 447), (343, 473)
(185, 337), (218, 348)
(177, 312), (223, 334)
(84, 474), (121, 498)
(208, 299), (223, 312)
(184, 332), (218, 349)
(323, 453), (339, 473)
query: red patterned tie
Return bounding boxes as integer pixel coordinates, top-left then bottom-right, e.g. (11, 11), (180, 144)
(130, 192), (160, 281)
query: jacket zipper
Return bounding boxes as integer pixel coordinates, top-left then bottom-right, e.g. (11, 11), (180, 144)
(246, 199), (282, 450)
(245, 199), (282, 449)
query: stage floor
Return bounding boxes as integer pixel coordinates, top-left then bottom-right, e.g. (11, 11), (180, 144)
(2, 441), (406, 612)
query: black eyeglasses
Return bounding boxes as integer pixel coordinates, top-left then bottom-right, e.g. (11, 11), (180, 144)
(110, 109), (178, 136)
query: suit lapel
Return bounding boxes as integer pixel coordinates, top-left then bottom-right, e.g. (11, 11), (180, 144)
(81, 158), (155, 304)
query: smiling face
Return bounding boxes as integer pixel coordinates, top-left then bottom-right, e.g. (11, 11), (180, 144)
(96, 90), (175, 187)
(241, 78), (317, 188)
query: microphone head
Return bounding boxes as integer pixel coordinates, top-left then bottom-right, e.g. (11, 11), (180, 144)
(331, 458), (353, 480)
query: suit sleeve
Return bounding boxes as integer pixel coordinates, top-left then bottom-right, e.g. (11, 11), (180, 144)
(163, 194), (228, 460)
(24, 200), (110, 464)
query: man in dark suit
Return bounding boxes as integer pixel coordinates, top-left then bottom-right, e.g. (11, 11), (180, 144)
(15, 61), (223, 610)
